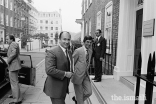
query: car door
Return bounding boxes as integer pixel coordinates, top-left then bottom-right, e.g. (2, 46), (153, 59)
(0, 57), (9, 89)
(19, 54), (36, 86)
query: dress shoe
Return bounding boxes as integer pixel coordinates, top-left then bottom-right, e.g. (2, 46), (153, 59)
(8, 94), (13, 98)
(92, 78), (97, 80)
(9, 101), (22, 104)
(94, 79), (101, 82)
(72, 96), (77, 104)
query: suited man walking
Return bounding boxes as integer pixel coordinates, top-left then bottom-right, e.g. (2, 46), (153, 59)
(71, 36), (93, 104)
(92, 29), (106, 82)
(6, 35), (22, 104)
(43, 31), (73, 104)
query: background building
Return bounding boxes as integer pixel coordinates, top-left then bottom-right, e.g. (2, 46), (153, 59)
(0, 0), (30, 46)
(37, 10), (62, 45)
(77, 0), (120, 75)
(27, 2), (38, 36)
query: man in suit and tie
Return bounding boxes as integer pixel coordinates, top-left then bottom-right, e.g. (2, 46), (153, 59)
(43, 31), (73, 104)
(6, 35), (22, 104)
(71, 36), (93, 104)
(92, 29), (106, 82)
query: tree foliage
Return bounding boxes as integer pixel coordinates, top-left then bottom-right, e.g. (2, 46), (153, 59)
(32, 33), (49, 41)
(21, 34), (32, 48)
(54, 32), (59, 44)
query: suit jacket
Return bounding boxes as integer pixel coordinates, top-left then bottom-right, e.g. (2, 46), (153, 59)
(71, 46), (92, 85)
(43, 45), (73, 98)
(93, 36), (106, 59)
(7, 42), (21, 71)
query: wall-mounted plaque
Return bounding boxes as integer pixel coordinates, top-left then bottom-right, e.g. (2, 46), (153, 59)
(143, 19), (155, 37)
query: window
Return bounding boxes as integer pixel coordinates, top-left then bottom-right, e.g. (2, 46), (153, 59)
(96, 11), (101, 29)
(10, 1), (13, 10)
(40, 20), (43, 23)
(56, 21), (58, 24)
(0, 13), (4, 24)
(46, 20), (48, 24)
(90, 0), (92, 4)
(83, 0), (85, 13)
(55, 27), (58, 30)
(10, 17), (13, 27)
(0, 0), (4, 5)
(51, 27), (53, 30)
(40, 26), (42, 30)
(51, 21), (53, 24)
(89, 19), (91, 36)
(104, 1), (113, 54)
(5, 0), (8, 8)
(86, 0), (88, 9)
(51, 33), (53, 37)
(50, 40), (53, 44)
(85, 22), (88, 35)
(46, 27), (48, 30)
(6, 15), (8, 26)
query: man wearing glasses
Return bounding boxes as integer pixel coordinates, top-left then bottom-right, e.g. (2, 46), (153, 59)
(92, 29), (106, 82)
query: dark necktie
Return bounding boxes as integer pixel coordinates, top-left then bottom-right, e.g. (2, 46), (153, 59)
(65, 49), (70, 71)
(96, 38), (98, 43)
(86, 49), (89, 66)
(65, 49), (70, 94)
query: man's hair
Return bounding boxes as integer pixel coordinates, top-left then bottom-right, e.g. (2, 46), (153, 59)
(83, 36), (93, 43)
(9, 35), (15, 41)
(96, 29), (102, 33)
(59, 31), (71, 39)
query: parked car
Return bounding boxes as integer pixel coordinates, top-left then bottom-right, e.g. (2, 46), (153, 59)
(0, 54), (36, 90)
(0, 44), (8, 57)
(0, 57), (9, 89)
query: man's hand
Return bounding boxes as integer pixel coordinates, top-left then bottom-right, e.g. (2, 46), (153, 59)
(100, 57), (103, 61)
(65, 72), (73, 78)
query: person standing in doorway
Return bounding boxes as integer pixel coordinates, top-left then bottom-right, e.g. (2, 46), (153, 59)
(6, 35), (22, 104)
(43, 31), (73, 104)
(71, 36), (93, 104)
(92, 29), (106, 82)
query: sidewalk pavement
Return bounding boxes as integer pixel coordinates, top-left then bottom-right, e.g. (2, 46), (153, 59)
(90, 75), (145, 104)
(2, 60), (77, 104)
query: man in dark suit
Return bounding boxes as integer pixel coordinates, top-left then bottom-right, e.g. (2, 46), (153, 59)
(92, 29), (106, 82)
(43, 31), (73, 104)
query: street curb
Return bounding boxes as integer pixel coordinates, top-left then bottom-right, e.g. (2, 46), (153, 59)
(91, 80), (107, 104)
(35, 59), (45, 70)
(86, 98), (92, 104)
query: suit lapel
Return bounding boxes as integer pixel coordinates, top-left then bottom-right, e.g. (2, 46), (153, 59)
(58, 46), (72, 72)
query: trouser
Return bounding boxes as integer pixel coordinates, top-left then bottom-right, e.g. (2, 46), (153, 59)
(73, 76), (92, 104)
(94, 58), (102, 80)
(9, 70), (21, 102)
(50, 97), (66, 104)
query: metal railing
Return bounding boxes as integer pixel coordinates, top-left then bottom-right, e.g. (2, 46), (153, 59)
(135, 52), (155, 104)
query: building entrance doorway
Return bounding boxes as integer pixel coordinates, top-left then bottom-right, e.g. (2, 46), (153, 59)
(133, 9), (143, 75)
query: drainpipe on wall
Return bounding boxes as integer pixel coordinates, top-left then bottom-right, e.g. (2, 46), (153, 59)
(3, 0), (6, 44)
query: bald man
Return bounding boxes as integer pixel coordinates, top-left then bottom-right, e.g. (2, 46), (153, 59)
(43, 31), (73, 104)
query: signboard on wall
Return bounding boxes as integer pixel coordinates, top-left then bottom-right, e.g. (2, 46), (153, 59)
(143, 19), (155, 37)
(96, 11), (101, 30)
(104, 1), (113, 54)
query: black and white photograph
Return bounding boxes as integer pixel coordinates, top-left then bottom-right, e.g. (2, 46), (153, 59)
(0, 0), (156, 104)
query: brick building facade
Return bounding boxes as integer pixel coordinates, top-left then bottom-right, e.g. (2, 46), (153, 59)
(0, 0), (30, 44)
(78, 0), (120, 75)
